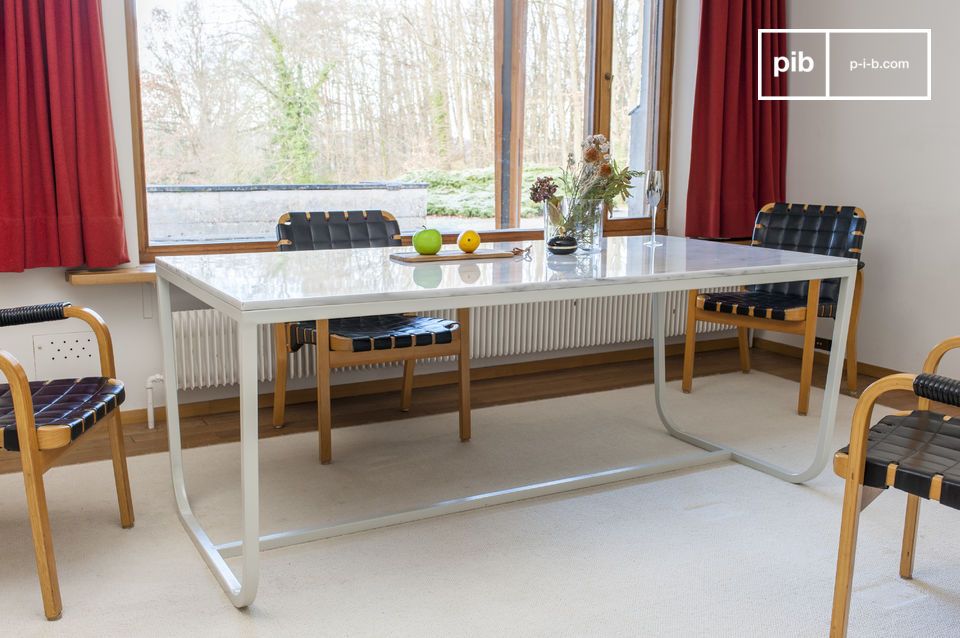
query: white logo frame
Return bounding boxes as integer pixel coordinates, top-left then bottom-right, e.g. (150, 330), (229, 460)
(757, 28), (932, 101)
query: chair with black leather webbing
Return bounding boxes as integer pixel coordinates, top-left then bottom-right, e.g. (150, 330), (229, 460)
(682, 202), (867, 415)
(0, 303), (134, 620)
(272, 210), (471, 464)
(830, 337), (960, 637)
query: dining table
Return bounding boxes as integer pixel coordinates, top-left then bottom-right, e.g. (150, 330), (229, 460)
(155, 235), (858, 608)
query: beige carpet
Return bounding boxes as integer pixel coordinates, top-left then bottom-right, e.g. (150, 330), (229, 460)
(3, 371), (960, 637)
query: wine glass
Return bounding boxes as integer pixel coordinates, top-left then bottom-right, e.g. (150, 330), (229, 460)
(644, 170), (663, 247)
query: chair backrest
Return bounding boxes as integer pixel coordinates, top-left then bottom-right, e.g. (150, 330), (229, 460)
(276, 210), (402, 251)
(749, 202), (866, 304)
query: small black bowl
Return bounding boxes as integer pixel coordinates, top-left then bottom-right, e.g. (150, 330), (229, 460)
(546, 235), (578, 255)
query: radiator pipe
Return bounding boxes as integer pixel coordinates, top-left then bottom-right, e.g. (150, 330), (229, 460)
(145, 373), (165, 430)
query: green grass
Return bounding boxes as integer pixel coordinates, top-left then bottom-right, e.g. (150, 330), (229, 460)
(401, 165), (563, 219)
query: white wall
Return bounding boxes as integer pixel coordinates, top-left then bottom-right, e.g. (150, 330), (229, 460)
(665, 0), (700, 239)
(786, 1), (959, 375)
(668, 0), (959, 376)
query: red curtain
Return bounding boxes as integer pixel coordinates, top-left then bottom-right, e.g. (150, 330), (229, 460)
(0, 0), (128, 272)
(685, 0), (787, 239)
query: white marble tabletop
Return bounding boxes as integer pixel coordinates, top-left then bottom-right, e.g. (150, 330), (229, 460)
(156, 235), (856, 313)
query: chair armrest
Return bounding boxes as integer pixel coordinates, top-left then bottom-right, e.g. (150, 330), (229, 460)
(0, 302), (71, 327)
(0, 350), (38, 448)
(917, 337), (960, 410)
(922, 337), (960, 374)
(0, 303), (117, 378)
(841, 373), (917, 484)
(914, 374), (960, 409)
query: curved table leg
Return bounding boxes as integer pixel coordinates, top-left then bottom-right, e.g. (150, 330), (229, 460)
(652, 273), (856, 484)
(157, 278), (261, 607)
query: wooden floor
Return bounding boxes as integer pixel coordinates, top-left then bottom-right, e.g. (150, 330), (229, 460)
(1, 346), (953, 475)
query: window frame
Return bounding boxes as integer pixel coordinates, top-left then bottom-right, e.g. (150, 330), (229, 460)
(590, 0), (675, 236)
(125, 0), (675, 261)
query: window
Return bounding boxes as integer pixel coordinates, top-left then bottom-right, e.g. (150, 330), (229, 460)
(520, 0), (588, 226)
(608, 0), (655, 218)
(127, 0), (674, 258)
(133, 0), (496, 246)
(591, 0), (670, 228)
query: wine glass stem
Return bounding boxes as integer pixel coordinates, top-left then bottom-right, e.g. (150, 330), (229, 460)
(650, 203), (657, 244)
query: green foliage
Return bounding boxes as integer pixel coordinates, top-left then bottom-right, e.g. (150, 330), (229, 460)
(261, 26), (328, 183)
(430, 90), (450, 160)
(402, 166), (563, 219)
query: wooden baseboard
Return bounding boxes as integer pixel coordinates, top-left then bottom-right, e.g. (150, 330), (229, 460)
(122, 337), (739, 425)
(752, 337), (899, 379)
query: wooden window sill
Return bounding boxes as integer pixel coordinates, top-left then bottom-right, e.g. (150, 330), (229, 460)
(66, 264), (157, 285)
(397, 227), (546, 245)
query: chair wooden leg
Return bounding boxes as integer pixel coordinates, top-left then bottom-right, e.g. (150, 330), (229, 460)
(682, 290), (698, 393)
(20, 451), (62, 620)
(900, 494), (921, 579)
(106, 412), (134, 529)
(829, 372), (906, 637)
(797, 280), (821, 416)
(845, 332), (858, 395)
(272, 324), (288, 429)
(457, 308), (471, 442)
(798, 328), (816, 416)
(400, 359), (415, 412)
(845, 271), (864, 394)
(316, 320), (332, 464)
(737, 327), (751, 373)
(830, 477), (864, 638)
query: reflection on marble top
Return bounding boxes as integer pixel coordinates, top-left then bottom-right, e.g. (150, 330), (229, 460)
(156, 235), (856, 311)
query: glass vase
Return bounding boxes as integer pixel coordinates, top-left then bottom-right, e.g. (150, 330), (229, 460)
(543, 198), (604, 254)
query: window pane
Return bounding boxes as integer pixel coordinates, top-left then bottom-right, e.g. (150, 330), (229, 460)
(136, 0), (496, 244)
(609, 0), (654, 218)
(520, 0), (587, 225)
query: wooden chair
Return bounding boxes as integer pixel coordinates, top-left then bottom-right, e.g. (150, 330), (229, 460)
(0, 303), (134, 620)
(271, 210), (471, 463)
(682, 203), (866, 415)
(830, 337), (960, 637)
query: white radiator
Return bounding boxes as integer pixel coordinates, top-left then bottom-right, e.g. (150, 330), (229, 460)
(172, 292), (730, 391)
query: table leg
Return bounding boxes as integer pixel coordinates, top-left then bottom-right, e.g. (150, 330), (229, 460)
(163, 270), (854, 606)
(157, 278), (260, 607)
(652, 273), (856, 484)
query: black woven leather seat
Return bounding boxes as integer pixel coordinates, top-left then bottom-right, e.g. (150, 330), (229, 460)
(831, 351), (960, 634)
(278, 210), (460, 353)
(684, 202), (867, 416)
(290, 315), (459, 352)
(277, 210), (401, 250)
(273, 210), (473, 463)
(0, 377), (125, 451)
(844, 410), (960, 508)
(840, 375), (960, 508)
(697, 290), (838, 321)
(698, 203), (865, 322)
(0, 302), (133, 620)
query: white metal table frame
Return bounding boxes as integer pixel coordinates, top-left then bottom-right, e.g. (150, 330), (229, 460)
(155, 243), (857, 608)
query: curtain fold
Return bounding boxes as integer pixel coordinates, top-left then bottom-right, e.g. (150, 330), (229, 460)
(0, 0), (128, 272)
(685, 0), (787, 239)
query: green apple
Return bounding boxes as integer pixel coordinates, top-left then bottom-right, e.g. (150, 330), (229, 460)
(413, 227), (443, 255)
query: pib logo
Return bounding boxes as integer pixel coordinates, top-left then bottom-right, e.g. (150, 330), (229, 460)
(773, 50), (815, 77)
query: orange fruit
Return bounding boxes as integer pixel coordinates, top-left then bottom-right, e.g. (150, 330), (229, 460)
(457, 229), (481, 253)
